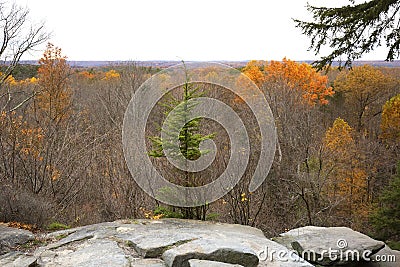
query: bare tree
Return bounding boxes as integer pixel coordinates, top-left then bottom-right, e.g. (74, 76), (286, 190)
(0, 1), (49, 111)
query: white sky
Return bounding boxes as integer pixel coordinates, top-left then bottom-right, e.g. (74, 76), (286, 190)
(15, 0), (388, 61)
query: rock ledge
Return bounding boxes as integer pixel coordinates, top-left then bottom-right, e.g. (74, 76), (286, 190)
(0, 220), (398, 267)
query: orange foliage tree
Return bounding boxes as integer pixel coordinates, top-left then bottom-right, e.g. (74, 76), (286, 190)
(79, 70), (96, 80)
(243, 58), (334, 105)
(265, 58), (334, 105)
(36, 43), (72, 123)
(15, 43), (78, 195)
(13, 43), (74, 193)
(241, 60), (266, 87)
(0, 43), (95, 226)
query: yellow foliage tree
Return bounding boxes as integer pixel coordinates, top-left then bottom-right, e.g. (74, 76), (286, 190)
(0, 110), (46, 193)
(380, 94), (400, 143)
(0, 72), (18, 85)
(324, 118), (354, 156)
(102, 69), (120, 80)
(19, 126), (44, 160)
(323, 118), (370, 226)
(334, 65), (395, 133)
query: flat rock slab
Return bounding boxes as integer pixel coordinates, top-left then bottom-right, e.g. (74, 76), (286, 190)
(0, 226), (34, 255)
(116, 219), (310, 267)
(20, 219), (313, 267)
(125, 231), (197, 258)
(0, 251), (37, 267)
(3, 219), (396, 266)
(37, 239), (130, 267)
(278, 226), (385, 266)
(162, 238), (259, 267)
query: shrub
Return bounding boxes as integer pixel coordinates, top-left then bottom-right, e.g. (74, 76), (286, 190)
(46, 222), (70, 231)
(153, 206), (183, 219)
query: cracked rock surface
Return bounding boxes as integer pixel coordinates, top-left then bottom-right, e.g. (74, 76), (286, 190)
(0, 219), (311, 266)
(0, 225), (34, 255)
(5, 219), (398, 266)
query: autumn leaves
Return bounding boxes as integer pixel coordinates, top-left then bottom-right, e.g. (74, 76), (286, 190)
(242, 58), (334, 105)
(241, 58), (399, 230)
(1, 45), (398, 233)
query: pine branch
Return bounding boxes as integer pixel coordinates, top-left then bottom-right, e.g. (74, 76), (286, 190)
(294, 0), (400, 70)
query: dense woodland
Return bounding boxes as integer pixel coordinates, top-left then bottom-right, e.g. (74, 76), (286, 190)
(0, 44), (399, 248)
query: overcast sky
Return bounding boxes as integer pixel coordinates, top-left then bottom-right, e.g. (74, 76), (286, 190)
(15, 0), (387, 61)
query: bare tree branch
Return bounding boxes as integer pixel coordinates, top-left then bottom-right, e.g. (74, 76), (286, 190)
(0, 1), (50, 110)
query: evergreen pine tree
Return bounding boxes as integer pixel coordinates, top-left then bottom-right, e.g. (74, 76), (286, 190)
(371, 162), (400, 241)
(148, 67), (215, 219)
